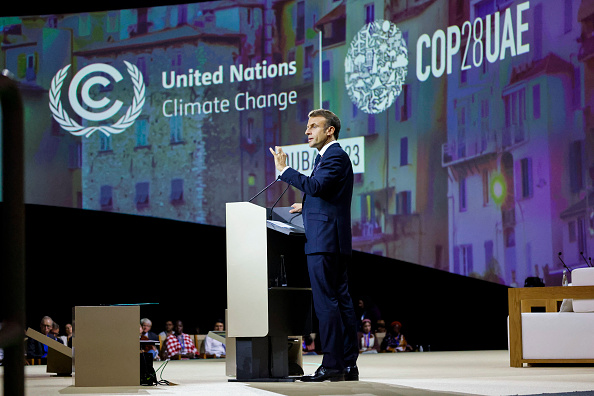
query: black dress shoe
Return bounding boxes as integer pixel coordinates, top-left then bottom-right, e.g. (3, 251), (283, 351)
(344, 365), (359, 381)
(301, 366), (345, 382)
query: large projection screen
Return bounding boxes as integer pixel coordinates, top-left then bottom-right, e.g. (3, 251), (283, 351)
(1, 0), (594, 287)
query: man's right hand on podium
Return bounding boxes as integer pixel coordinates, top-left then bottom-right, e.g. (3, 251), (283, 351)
(289, 203), (302, 214)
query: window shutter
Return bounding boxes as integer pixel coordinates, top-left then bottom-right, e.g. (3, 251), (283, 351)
(17, 53), (26, 78)
(453, 246), (460, 274)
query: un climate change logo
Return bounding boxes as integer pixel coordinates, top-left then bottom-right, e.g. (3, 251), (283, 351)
(345, 20), (408, 114)
(49, 62), (145, 137)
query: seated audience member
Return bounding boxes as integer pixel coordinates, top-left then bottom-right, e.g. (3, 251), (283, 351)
(204, 320), (226, 358)
(51, 322), (66, 345)
(64, 323), (73, 348)
(357, 319), (380, 354)
(140, 318), (160, 360)
(163, 320), (198, 360)
(302, 334), (317, 355)
(27, 316), (59, 359)
(380, 321), (412, 352)
(159, 320), (174, 339)
(140, 318), (159, 341)
(356, 296), (382, 331)
(375, 319), (386, 334)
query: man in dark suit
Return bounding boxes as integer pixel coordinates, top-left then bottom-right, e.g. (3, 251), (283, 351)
(27, 316), (63, 360)
(140, 318), (160, 342)
(269, 109), (358, 382)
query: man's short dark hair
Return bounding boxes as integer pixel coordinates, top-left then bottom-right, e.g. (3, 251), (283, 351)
(308, 109), (341, 140)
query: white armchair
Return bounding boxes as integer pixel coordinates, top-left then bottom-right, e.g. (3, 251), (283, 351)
(508, 269), (594, 367)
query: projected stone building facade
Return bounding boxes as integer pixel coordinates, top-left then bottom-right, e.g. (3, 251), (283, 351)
(2, 0), (593, 286)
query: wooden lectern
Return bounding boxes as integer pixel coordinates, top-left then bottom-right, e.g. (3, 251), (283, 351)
(25, 328), (72, 376)
(74, 305), (140, 387)
(226, 202), (311, 382)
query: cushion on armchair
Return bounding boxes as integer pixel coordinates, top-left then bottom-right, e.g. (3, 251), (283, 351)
(572, 268), (594, 313)
(522, 312), (594, 359)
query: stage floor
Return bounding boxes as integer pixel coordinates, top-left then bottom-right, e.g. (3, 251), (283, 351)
(3, 350), (594, 396)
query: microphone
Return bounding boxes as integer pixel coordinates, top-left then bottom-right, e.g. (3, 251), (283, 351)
(248, 175), (280, 203)
(580, 252), (592, 267)
(268, 183), (290, 220)
(558, 252), (572, 272)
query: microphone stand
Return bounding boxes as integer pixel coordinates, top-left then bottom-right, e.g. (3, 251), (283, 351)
(248, 175), (280, 203)
(268, 184), (290, 220)
(558, 252), (572, 272)
(580, 252), (592, 267)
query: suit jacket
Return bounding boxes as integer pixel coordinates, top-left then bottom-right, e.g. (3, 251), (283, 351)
(27, 338), (47, 359)
(280, 142), (353, 255)
(142, 331), (159, 342)
(26, 334), (64, 358)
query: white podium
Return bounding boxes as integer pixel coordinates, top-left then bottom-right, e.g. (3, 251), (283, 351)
(226, 202), (311, 381)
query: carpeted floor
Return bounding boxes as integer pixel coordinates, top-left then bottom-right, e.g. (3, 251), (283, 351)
(3, 350), (594, 396)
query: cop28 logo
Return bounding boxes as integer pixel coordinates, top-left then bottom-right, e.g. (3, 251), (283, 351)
(345, 20), (408, 114)
(49, 61), (145, 137)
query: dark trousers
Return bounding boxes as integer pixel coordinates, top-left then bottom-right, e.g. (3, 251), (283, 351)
(307, 253), (358, 370)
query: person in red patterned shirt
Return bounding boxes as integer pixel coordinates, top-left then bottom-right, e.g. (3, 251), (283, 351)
(163, 320), (198, 360)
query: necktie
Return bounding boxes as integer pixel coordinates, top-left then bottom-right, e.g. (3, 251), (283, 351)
(312, 154), (322, 176)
